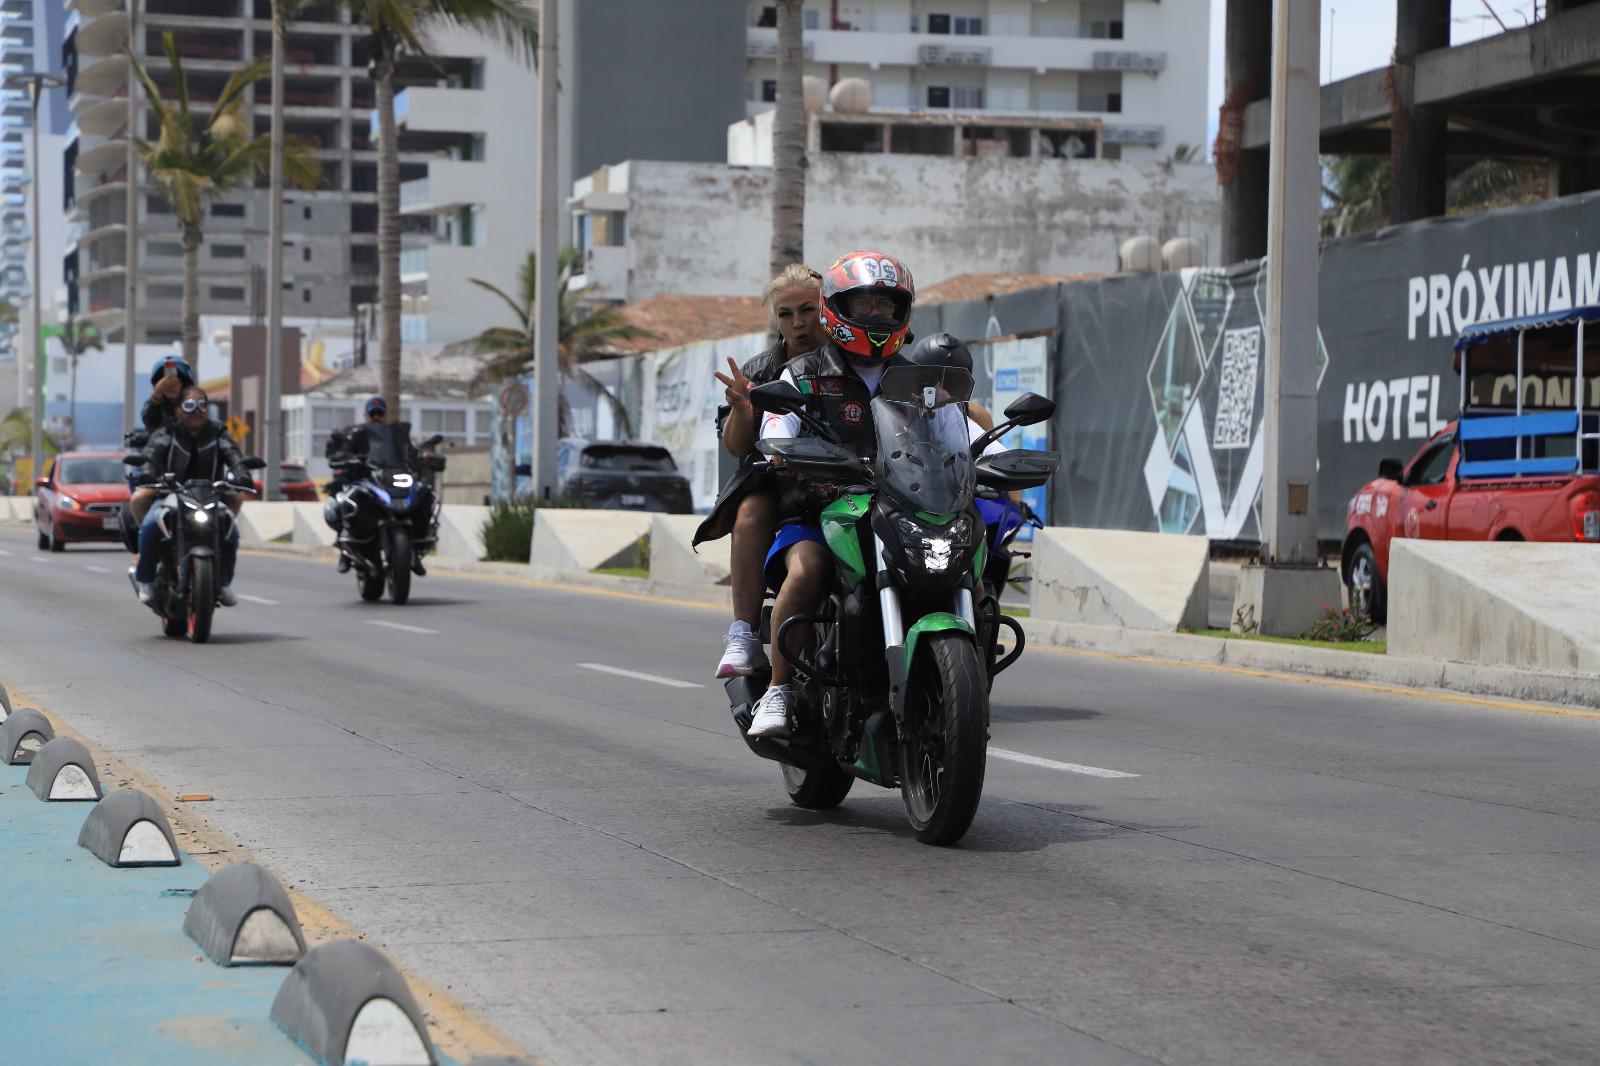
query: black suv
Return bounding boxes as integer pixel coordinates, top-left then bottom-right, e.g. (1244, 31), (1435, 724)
(523, 439), (694, 513)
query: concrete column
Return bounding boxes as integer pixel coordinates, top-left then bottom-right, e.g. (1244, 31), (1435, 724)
(1389, 0), (1449, 224)
(1235, 0), (1340, 637)
(1220, 0), (1271, 265)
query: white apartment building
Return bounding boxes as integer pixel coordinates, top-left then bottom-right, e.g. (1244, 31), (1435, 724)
(744, 0), (1210, 161)
(391, 24), (537, 348)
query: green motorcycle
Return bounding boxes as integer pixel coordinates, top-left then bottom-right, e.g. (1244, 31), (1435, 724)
(730, 365), (1058, 845)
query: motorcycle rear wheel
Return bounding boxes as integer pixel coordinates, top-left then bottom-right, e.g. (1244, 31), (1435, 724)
(781, 759), (853, 810)
(899, 632), (988, 846)
(388, 528), (412, 605)
(187, 558), (214, 644)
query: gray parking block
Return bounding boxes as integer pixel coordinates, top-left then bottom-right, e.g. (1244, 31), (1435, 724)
(24, 736), (102, 801)
(271, 938), (437, 1066)
(184, 861), (307, 966)
(77, 788), (181, 867)
(1, 709), (54, 765)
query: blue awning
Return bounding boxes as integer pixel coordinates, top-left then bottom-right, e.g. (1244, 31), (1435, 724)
(1454, 305), (1600, 351)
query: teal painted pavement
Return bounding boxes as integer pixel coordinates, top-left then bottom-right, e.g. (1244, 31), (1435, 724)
(0, 769), (311, 1066)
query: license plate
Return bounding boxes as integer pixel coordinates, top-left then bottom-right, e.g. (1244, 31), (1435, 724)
(102, 516), (121, 530)
(620, 494), (646, 507)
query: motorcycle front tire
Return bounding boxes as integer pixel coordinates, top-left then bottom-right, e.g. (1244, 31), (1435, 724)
(388, 528), (412, 605)
(187, 557), (215, 644)
(899, 632), (988, 846)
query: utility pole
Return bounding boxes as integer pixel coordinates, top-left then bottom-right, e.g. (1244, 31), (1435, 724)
(5, 71), (66, 481)
(264, 0), (286, 497)
(532, 0), (559, 500)
(1233, 0), (1340, 636)
(122, 0), (139, 435)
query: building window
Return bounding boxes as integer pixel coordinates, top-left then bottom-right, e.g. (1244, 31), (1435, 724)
(953, 16), (983, 35)
(211, 202), (245, 218)
(1102, 143), (1122, 160)
(303, 206), (313, 220)
(927, 13), (950, 34)
(927, 86), (950, 108)
(951, 86), (984, 109)
(302, 246), (312, 262)
(211, 244), (246, 259)
(303, 289), (312, 303)
(756, 5), (776, 27)
(473, 408), (491, 439)
(762, 79), (777, 103)
(210, 286), (245, 301)
(419, 407), (468, 445)
(148, 241), (183, 258)
(803, 9), (820, 29)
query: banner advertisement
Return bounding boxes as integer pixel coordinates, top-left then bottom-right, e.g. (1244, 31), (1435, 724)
(981, 336), (1051, 539)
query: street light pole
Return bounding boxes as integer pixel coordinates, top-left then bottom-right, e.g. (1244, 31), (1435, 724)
(4, 72), (66, 483)
(264, 1), (286, 499)
(532, 0), (559, 501)
(122, 0), (139, 434)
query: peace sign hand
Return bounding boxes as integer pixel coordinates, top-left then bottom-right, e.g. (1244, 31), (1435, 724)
(713, 357), (754, 412)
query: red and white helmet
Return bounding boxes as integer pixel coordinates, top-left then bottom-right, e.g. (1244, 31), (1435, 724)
(818, 250), (916, 362)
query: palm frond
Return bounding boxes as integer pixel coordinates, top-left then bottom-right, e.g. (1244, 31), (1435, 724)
(427, 0), (539, 63)
(469, 276), (531, 331)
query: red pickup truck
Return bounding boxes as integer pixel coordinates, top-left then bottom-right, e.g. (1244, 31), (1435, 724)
(1341, 426), (1600, 622)
(1341, 307), (1600, 623)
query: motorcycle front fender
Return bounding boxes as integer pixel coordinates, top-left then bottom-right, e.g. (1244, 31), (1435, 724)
(901, 612), (976, 677)
(184, 545), (217, 561)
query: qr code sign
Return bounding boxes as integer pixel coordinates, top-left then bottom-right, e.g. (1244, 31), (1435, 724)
(1212, 327), (1261, 451)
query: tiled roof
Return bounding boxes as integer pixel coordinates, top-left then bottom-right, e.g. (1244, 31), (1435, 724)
(585, 294), (770, 356)
(305, 347), (490, 400)
(916, 273), (1093, 306)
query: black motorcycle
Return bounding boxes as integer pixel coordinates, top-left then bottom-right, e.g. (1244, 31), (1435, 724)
(325, 432), (445, 605)
(728, 366), (1058, 845)
(122, 454), (264, 644)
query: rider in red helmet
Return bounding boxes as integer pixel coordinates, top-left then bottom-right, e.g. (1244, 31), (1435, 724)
(747, 251), (927, 737)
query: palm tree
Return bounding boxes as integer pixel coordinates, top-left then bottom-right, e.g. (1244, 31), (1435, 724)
(55, 318), (104, 448)
(449, 247), (651, 426)
(331, 0), (538, 420)
(129, 34), (321, 367)
(1, 407), (59, 460)
(1320, 154), (1390, 237)
(769, 0), (806, 290)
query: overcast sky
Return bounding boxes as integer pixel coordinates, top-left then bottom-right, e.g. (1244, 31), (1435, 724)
(1204, 0), (1543, 145)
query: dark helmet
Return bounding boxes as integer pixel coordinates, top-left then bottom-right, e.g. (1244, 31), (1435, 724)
(148, 356), (195, 387)
(906, 332), (973, 374)
(364, 396), (388, 419)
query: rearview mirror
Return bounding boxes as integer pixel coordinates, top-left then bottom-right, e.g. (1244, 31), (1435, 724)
(122, 453), (149, 467)
(749, 380), (807, 415)
(424, 433), (445, 448)
(1378, 458), (1403, 481)
(36, 475), (50, 488)
(1002, 393), (1055, 426)
(425, 455), (446, 472)
(240, 456), (267, 470)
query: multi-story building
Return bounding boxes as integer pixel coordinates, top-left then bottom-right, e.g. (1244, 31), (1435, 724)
(743, 0), (1211, 161)
(2, 0), (69, 410)
(60, 0), (416, 356)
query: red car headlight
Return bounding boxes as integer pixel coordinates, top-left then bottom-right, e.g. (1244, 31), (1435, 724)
(58, 495), (82, 511)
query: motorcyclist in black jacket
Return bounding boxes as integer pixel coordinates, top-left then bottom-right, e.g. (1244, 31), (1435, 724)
(132, 386), (251, 606)
(323, 396), (430, 575)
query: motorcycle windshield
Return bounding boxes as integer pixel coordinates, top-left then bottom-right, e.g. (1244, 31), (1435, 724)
(873, 368), (977, 515)
(364, 423), (412, 468)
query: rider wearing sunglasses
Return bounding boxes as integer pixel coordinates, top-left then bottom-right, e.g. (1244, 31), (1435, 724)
(131, 386), (253, 607)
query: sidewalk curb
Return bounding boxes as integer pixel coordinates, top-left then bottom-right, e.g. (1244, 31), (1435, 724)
(1022, 617), (1600, 709)
(230, 535), (1600, 710)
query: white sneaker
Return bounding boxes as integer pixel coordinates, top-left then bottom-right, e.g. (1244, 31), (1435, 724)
(715, 621), (766, 679)
(218, 587), (238, 607)
(747, 684), (793, 738)
(134, 580), (154, 604)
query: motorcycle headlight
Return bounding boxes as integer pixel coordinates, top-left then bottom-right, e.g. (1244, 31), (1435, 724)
(894, 515), (973, 574)
(191, 508), (209, 524)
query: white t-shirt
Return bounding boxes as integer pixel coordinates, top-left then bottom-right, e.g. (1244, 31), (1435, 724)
(760, 363), (1003, 455)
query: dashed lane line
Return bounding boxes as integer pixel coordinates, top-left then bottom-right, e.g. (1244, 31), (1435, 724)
(578, 662), (703, 689)
(366, 619), (438, 635)
(989, 747), (1139, 778)
(235, 594), (278, 606)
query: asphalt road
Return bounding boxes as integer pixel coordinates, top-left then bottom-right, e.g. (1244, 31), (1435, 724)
(2, 525), (1598, 1065)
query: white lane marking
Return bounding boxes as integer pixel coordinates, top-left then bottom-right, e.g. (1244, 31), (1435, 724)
(84, 565), (111, 573)
(578, 662), (703, 689)
(236, 594), (278, 605)
(989, 748), (1139, 779)
(366, 619), (438, 635)
(29, 555), (47, 563)
(0, 548), (11, 556)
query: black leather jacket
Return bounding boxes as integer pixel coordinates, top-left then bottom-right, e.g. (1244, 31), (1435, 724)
(146, 420), (248, 485)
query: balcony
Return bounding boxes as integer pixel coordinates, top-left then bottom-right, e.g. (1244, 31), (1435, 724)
(398, 159), (490, 216)
(76, 8), (129, 59)
(567, 245), (627, 302)
(746, 26), (1156, 75)
(76, 91), (128, 137)
(373, 86), (487, 142)
(73, 131), (129, 178)
(66, 0), (123, 16)
(73, 51), (129, 99)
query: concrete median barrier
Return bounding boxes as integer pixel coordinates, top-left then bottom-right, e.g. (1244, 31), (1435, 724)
(25, 736), (102, 801)
(2, 708), (54, 764)
(529, 508), (652, 573)
(272, 939), (436, 1066)
(1388, 540), (1600, 675)
(185, 861), (306, 966)
(1030, 527), (1209, 632)
(290, 502), (335, 548)
(650, 514), (731, 586)
(237, 501), (296, 547)
(0, 496), (22, 521)
(434, 504), (490, 562)
(78, 788), (181, 867)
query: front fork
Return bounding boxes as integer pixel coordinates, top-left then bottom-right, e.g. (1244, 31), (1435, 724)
(875, 535), (977, 722)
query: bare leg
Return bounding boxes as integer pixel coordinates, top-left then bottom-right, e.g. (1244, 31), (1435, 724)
(768, 539), (830, 688)
(730, 489), (778, 628)
(129, 486), (157, 523)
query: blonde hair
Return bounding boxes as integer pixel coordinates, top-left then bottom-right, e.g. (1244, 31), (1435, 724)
(761, 263), (822, 316)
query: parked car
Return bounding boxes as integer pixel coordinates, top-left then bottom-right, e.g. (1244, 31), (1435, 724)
(33, 451), (132, 551)
(1342, 309), (1600, 622)
(522, 438), (694, 513)
(250, 462), (318, 502)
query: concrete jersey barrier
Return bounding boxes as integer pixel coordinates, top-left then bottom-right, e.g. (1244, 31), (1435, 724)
(237, 501), (296, 547)
(434, 503), (490, 562)
(529, 508), (652, 572)
(650, 514), (732, 585)
(1388, 540), (1600, 675)
(1030, 527), (1210, 632)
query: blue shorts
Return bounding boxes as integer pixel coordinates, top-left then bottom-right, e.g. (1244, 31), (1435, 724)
(977, 498), (1023, 547)
(764, 521), (825, 593)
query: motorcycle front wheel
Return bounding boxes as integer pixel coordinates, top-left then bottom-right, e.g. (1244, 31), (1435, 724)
(187, 557), (215, 644)
(357, 558), (385, 602)
(899, 631), (988, 846)
(387, 528), (412, 605)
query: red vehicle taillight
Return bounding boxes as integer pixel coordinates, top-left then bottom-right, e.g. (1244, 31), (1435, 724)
(1571, 491), (1600, 542)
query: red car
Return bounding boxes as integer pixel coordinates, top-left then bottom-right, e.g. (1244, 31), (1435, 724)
(33, 451), (132, 551)
(250, 462), (319, 502)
